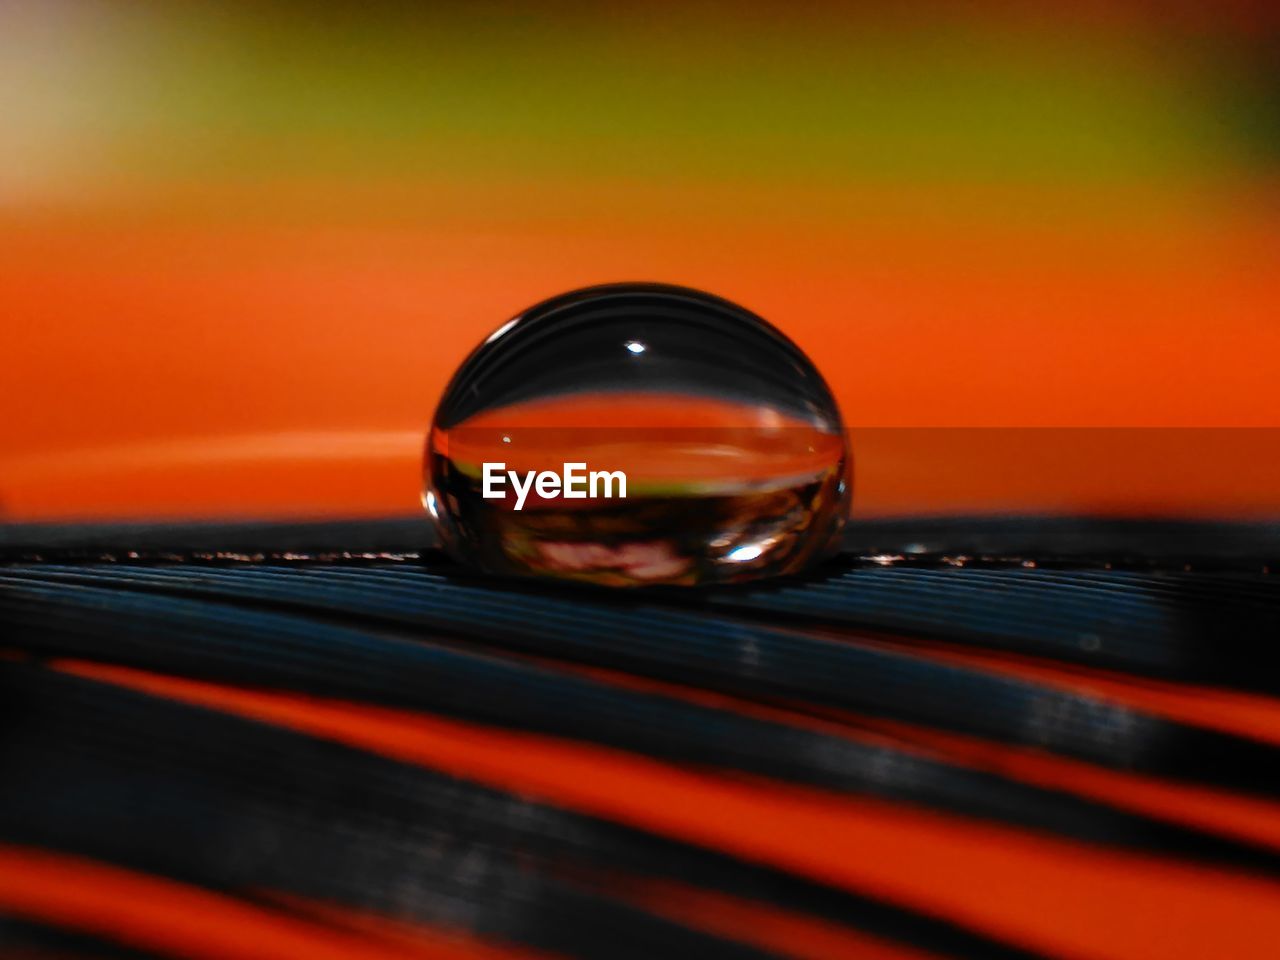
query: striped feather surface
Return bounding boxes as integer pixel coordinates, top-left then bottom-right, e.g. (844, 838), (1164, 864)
(2, 517), (1279, 960)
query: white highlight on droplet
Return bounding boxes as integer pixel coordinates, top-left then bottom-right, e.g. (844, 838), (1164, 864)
(484, 318), (521, 344)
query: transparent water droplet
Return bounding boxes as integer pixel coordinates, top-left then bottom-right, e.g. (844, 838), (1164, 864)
(425, 283), (851, 587)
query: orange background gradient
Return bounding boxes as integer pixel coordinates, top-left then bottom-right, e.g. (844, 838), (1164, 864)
(3, 3), (1278, 521)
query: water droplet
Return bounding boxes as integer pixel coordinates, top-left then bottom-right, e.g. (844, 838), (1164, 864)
(425, 283), (851, 586)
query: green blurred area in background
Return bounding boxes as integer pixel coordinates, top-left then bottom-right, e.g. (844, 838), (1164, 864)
(2, 1), (1276, 197)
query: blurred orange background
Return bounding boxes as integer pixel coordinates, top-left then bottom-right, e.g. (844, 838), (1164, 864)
(3, 2), (1278, 522)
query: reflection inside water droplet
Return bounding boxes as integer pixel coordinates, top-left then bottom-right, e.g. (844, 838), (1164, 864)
(425, 283), (851, 587)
